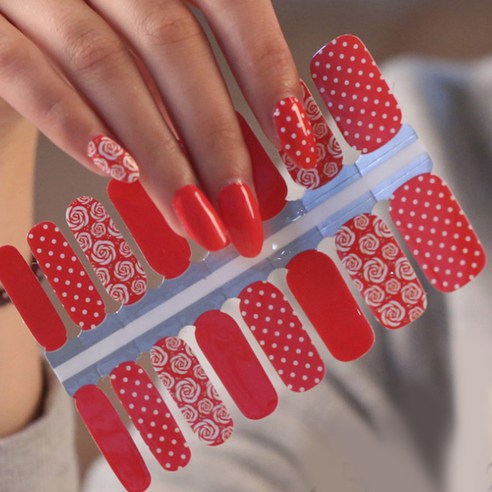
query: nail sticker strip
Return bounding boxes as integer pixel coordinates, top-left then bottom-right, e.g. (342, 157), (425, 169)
(238, 281), (326, 393)
(280, 81), (343, 190)
(110, 361), (191, 471)
(28, 222), (106, 330)
(335, 214), (427, 329)
(108, 180), (191, 279)
(311, 34), (402, 153)
(66, 197), (147, 305)
(286, 250), (374, 362)
(151, 337), (234, 446)
(390, 174), (486, 292)
(74, 384), (151, 492)
(0, 246), (67, 351)
(237, 113), (287, 220)
(195, 310), (278, 420)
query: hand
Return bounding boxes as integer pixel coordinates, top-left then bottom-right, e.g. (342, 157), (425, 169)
(0, 0), (315, 257)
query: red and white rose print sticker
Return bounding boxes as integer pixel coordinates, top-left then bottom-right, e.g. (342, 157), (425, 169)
(335, 214), (427, 329)
(151, 337), (234, 447)
(66, 196), (147, 305)
(311, 34), (402, 153)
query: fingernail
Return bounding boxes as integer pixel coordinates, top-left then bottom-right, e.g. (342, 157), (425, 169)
(335, 214), (427, 329)
(173, 185), (229, 252)
(88, 135), (140, 183)
(280, 81), (343, 190)
(218, 182), (264, 258)
(390, 174), (486, 292)
(273, 97), (317, 169)
(311, 34), (402, 153)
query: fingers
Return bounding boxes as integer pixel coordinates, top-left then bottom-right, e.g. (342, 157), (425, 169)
(195, 0), (317, 169)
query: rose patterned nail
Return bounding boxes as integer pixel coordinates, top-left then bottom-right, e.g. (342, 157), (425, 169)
(66, 197), (147, 305)
(335, 214), (427, 329)
(311, 34), (402, 153)
(280, 81), (343, 190)
(390, 174), (486, 292)
(88, 135), (140, 183)
(273, 97), (318, 169)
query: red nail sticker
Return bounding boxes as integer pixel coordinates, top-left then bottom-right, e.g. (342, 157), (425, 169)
(237, 113), (287, 220)
(390, 174), (486, 292)
(108, 180), (191, 279)
(195, 310), (278, 420)
(0, 246), (67, 351)
(110, 362), (191, 471)
(335, 214), (427, 329)
(88, 135), (140, 183)
(238, 281), (326, 393)
(311, 34), (402, 153)
(74, 385), (151, 492)
(66, 197), (147, 305)
(287, 250), (374, 362)
(28, 222), (106, 330)
(151, 337), (234, 446)
(281, 81), (343, 190)
(273, 97), (318, 169)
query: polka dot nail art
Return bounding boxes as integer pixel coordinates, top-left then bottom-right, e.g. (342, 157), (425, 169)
(390, 174), (486, 292)
(273, 97), (318, 169)
(311, 34), (402, 153)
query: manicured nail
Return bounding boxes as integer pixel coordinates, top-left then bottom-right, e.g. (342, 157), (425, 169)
(239, 281), (326, 393)
(273, 97), (318, 169)
(151, 336), (234, 446)
(390, 174), (486, 292)
(173, 185), (229, 252)
(311, 34), (402, 153)
(88, 135), (140, 183)
(335, 214), (427, 329)
(280, 81), (343, 190)
(218, 182), (264, 258)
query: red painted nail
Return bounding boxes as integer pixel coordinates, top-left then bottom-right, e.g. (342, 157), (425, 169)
(108, 180), (191, 279)
(0, 245), (67, 351)
(311, 34), (402, 153)
(110, 362), (191, 471)
(335, 214), (427, 329)
(273, 97), (318, 169)
(218, 182), (264, 258)
(239, 281), (326, 393)
(173, 185), (229, 252)
(66, 197), (147, 305)
(88, 135), (140, 183)
(28, 221), (106, 330)
(286, 250), (374, 362)
(151, 337), (234, 446)
(195, 310), (278, 420)
(390, 174), (486, 292)
(237, 113), (287, 220)
(74, 385), (151, 492)
(280, 81), (343, 189)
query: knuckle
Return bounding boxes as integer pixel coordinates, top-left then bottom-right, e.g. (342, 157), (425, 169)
(202, 118), (243, 156)
(0, 35), (28, 76)
(250, 39), (294, 81)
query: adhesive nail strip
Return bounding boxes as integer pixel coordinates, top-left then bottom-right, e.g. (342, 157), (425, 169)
(110, 362), (191, 471)
(195, 310), (278, 420)
(335, 214), (427, 329)
(66, 197), (147, 305)
(28, 221), (106, 330)
(0, 245), (67, 351)
(74, 384), (151, 492)
(286, 250), (374, 362)
(311, 34), (402, 153)
(151, 337), (234, 446)
(390, 174), (486, 292)
(239, 281), (326, 393)
(237, 113), (287, 220)
(108, 180), (191, 279)
(280, 81), (343, 190)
